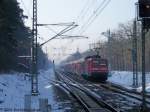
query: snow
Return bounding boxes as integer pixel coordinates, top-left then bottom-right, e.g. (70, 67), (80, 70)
(108, 71), (150, 92)
(0, 72), (30, 108)
(0, 69), (76, 111)
(1, 69), (149, 110)
(38, 69), (56, 106)
(0, 69), (56, 110)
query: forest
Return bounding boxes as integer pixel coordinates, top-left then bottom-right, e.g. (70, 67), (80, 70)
(0, 0), (51, 72)
(98, 20), (150, 72)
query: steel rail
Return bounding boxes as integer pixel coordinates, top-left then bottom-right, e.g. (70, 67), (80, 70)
(56, 71), (119, 112)
(58, 70), (150, 111)
(62, 70), (150, 106)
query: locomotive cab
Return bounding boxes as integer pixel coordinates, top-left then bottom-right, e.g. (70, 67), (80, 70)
(63, 55), (109, 82)
(84, 55), (108, 81)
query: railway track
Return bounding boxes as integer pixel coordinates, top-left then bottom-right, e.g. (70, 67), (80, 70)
(58, 70), (150, 111)
(55, 71), (119, 112)
(99, 82), (150, 105)
(41, 73), (116, 112)
(62, 70), (150, 102)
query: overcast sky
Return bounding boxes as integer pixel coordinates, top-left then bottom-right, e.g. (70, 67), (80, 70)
(17, 0), (138, 62)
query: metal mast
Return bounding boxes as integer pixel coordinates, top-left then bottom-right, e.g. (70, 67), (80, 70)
(31, 0), (38, 95)
(141, 19), (146, 110)
(132, 20), (138, 87)
(137, 0), (150, 110)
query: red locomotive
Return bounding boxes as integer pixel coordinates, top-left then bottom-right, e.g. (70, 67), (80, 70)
(63, 55), (108, 82)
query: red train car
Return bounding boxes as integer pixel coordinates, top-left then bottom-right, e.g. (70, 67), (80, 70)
(84, 55), (108, 81)
(63, 55), (108, 82)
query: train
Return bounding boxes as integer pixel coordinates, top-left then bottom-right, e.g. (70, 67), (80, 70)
(63, 55), (109, 82)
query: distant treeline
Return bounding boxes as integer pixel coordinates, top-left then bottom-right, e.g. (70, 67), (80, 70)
(0, 0), (51, 72)
(64, 20), (150, 72)
(97, 20), (150, 72)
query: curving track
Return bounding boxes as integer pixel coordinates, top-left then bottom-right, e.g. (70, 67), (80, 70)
(58, 70), (150, 111)
(55, 71), (118, 112)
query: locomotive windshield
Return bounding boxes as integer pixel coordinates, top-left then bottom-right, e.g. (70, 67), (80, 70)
(92, 58), (107, 67)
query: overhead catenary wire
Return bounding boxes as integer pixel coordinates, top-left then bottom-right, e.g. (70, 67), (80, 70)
(20, 0), (108, 54)
(42, 26), (88, 39)
(64, 0), (111, 55)
(62, 0), (97, 55)
(80, 0), (99, 21)
(37, 22), (77, 44)
(76, 0), (91, 23)
(74, 0), (106, 34)
(83, 0), (107, 23)
(72, 0), (103, 35)
(79, 0), (111, 34)
(76, 0), (100, 27)
(78, 0), (110, 34)
(40, 23), (78, 46)
(55, 35), (88, 39)
(71, 0), (96, 36)
(66, 0), (101, 46)
(79, 0), (99, 22)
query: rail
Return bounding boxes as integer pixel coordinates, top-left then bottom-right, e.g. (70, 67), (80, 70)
(56, 71), (119, 112)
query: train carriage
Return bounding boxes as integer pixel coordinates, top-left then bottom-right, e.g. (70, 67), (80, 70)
(83, 55), (108, 81)
(63, 55), (108, 82)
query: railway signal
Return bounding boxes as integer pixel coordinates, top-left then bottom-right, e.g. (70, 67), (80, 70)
(139, 0), (150, 18)
(138, 0), (150, 29)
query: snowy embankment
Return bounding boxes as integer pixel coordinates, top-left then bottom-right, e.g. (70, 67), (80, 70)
(1, 70), (150, 109)
(0, 69), (55, 109)
(0, 72), (30, 108)
(108, 71), (150, 92)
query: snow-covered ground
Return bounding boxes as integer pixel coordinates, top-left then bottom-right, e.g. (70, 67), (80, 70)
(0, 72), (30, 108)
(0, 69), (55, 109)
(0, 70), (149, 110)
(0, 69), (75, 111)
(108, 71), (150, 92)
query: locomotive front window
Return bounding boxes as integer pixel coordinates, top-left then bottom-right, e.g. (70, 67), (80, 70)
(93, 60), (99, 64)
(92, 59), (100, 67)
(99, 60), (107, 65)
(92, 59), (107, 67)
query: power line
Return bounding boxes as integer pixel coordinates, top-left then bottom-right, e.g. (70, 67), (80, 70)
(80, 0), (111, 34)
(65, 0), (101, 53)
(40, 23), (78, 46)
(76, 0), (91, 23)
(70, 0), (100, 36)
(76, 0), (108, 34)
(76, 0), (100, 27)
(80, 0), (100, 22)
(80, 0), (110, 34)
(79, 0), (96, 22)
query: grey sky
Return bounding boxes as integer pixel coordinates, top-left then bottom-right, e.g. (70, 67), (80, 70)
(18, 0), (138, 62)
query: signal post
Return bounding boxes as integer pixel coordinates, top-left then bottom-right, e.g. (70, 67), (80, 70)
(137, 0), (150, 111)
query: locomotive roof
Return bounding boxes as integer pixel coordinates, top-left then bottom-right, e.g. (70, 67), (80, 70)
(85, 55), (101, 59)
(63, 55), (107, 65)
